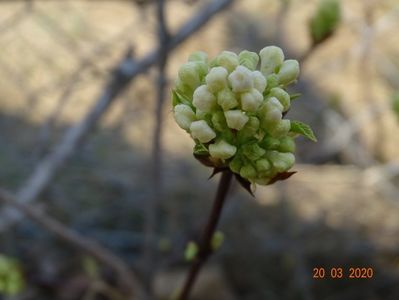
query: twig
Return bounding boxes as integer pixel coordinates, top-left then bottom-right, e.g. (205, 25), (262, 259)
(0, 188), (148, 300)
(0, 0), (235, 230)
(177, 171), (233, 300)
(142, 0), (170, 287)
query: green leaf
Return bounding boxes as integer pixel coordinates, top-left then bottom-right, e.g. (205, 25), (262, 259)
(193, 143), (209, 155)
(290, 121), (317, 142)
(290, 93), (302, 101)
(172, 89), (191, 107)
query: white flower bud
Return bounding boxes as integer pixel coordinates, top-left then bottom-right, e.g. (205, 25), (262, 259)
(224, 110), (249, 130)
(267, 97), (284, 112)
(190, 120), (216, 143)
(174, 104), (196, 131)
(241, 88), (263, 112)
(217, 88), (238, 111)
(178, 62), (200, 89)
(239, 50), (259, 70)
(277, 59), (300, 85)
(192, 85), (217, 112)
(205, 67), (228, 93)
(252, 71), (267, 93)
(259, 46), (284, 76)
(217, 51), (239, 73)
(209, 140), (237, 159)
(265, 108), (282, 123)
(269, 87), (290, 111)
(228, 65), (254, 93)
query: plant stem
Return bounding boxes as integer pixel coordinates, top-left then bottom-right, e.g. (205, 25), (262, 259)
(177, 170), (233, 300)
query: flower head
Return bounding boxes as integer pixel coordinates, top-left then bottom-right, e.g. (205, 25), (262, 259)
(172, 46), (315, 187)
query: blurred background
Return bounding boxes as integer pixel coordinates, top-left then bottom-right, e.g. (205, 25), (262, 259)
(0, 0), (399, 299)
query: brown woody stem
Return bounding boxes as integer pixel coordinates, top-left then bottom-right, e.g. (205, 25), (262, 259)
(177, 170), (233, 300)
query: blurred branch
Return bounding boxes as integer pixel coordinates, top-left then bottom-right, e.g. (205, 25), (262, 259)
(0, 188), (148, 300)
(0, 0), (235, 232)
(142, 0), (170, 288)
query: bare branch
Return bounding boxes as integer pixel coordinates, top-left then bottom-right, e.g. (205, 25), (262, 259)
(0, 0), (235, 230)
(0, 188), (148, 300)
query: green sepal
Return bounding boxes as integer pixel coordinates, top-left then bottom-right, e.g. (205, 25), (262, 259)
(193, 143), (209, 156)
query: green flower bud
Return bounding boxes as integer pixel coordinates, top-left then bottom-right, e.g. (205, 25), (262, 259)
(192, 85), (217, 112)
(267, 151), (295, 172)
(239, 50), (259, 70)
(238, 116), (260, 140)
(255, 158), (271, 173)
(269, 119), (291, 138)
(175, 78), (193, 100)
(241, 88), (263, 112)
(269, 87), (290, 112)
(240, 164), (257, 179)
(260, 136), (280, 150)
(259, 46), (284, 76)
(310, 0), (341, 45)
(178, 62), (201, 89)
(206, 67), (228, 93)
(242, 143), (266, 161)
(229, 155), (243, 174)
(174, 104), (196, 131)
(195, 61), (209, 79)
(216, 51), (239, 73)
(255, 177), (271, 185)
(190, 120), (216, 143)
(209, 140), (237, 159)
(228, 65), (254, 93)
(217, 88), (238, 111)
(266, 74), (280, 89)
(224, 110), (249, 130)
(277, 59), (300, 85)
(211, 111), (227, 132)
(278, 136), (296, 153)
(252, 71), (267, 93)
(188, 51), (208, 62)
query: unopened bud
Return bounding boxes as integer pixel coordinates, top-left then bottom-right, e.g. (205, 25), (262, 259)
(178, 62), (200, 89)
(241, 88), (263, 112)
(188, 51), (208, 63)
(228, 65), (254, 93)
(270, 87), (290, 112)
(278, 136), (296, 153)
(259, 46), (284, 76)
(173, 104), (196, 131)
(240, 164), (257, 180)
(192, 85), (217, 112)
(216, 51), (239, 73)
(206, 67), (228, 93)
(190, 120), (216, 143)
(242, 143), (266, 161)
(277, 59), (300, 85)
(239, 50), (259, 70)
(224, 110), (249, 130)
(209, 140), (237, 159)
(217, 88), (238, 111)
(252, 71), (267, 93)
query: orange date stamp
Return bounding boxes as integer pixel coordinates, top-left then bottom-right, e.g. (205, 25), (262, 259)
(313, 267), (374, 279)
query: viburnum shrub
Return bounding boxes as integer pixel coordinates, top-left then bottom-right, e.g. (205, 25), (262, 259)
(173, 46), (316, 191)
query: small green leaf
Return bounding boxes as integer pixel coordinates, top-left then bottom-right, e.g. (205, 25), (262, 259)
(172, 89), (191, 107)
(290, 93), (302, 101)
(184, 241), (198, 261)
(290, 121), (317, 142)
(193, 143), (209, 155)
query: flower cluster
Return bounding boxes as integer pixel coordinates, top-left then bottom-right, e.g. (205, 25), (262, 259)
(172, 47), (302, 185)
